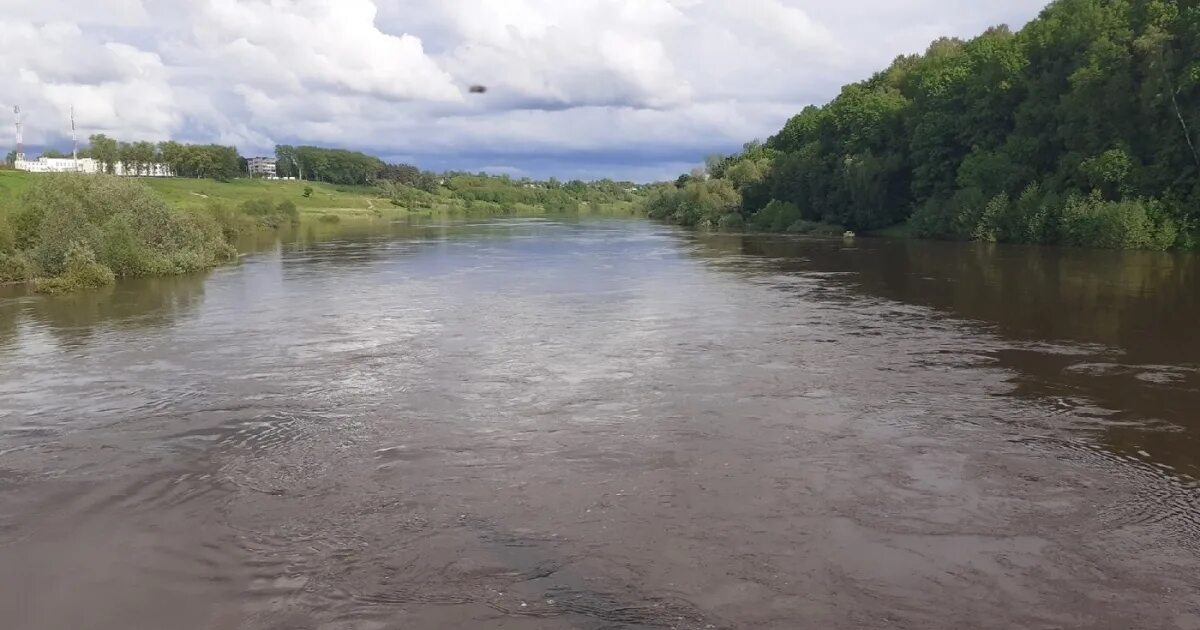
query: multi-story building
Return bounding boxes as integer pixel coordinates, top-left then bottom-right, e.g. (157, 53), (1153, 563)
(247, 156), (277, 178)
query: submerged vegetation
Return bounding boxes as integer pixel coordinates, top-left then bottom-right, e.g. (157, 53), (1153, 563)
(651, 0), (1200, 250)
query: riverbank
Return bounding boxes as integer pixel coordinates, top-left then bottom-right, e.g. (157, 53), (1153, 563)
(0, 171), (638, 293)
(3, 170), (638, 219)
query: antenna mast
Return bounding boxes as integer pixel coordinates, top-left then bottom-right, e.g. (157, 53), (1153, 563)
(13, 105), (24, 162)
(71, 106), (79, 170)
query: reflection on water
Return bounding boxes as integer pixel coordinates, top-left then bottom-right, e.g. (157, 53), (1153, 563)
(688, 234), (1200, 477)
(1, 217), (1198, 629)
(0, 274), (208, 351)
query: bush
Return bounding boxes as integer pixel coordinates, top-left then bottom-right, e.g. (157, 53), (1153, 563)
(717, 212), (745, 230)
(202, 203), (255, 242)
(641, 179), (739, 227)
(969, 193), (1008, 242)
(34, 241), (115, 294)
(11, 174), (239, 292)
(750, 200), (803, 232)
(239, 197), (300, 228)
(302, 186), (313, 198)
(317, 213), (341, 224)
(1058, 193), (1179, 250)
(98, 206), (236, 277)
(18, 174), (166, 276)
(0, 251), (33, 283)
(910, 196), (954, 239)
(277, 200), (300, 225)
(787, 219), (846, 236)
(1002, 183), (1053, 244)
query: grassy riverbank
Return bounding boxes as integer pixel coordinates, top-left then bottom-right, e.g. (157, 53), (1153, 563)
(150, 176), (637, 220)
(143, 177), (388, 214)
(0, 170), (639, 293)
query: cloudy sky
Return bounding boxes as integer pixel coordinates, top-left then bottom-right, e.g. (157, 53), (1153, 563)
(2, 0), (1050, 181)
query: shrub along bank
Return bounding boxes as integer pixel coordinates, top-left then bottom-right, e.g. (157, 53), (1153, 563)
(0, 174), (260, 293)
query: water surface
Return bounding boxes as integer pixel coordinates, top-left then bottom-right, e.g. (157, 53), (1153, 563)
(1, 218), (1198, 629)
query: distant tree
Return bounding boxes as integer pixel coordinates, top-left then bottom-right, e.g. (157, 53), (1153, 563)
(88, 134), (119, 174)
(129, 141), (158, 175)
(286, 145), (384, 185)
(158, 141), (184, 176)
(4, 150), (16, 166)
(275, 145), (298, 179)
(704, 153), (728, 178)
(40, 149), (68, 159)
(118, 142), (136, 175)
(378, 163), (421, 185)
(415, 172), (441, 192)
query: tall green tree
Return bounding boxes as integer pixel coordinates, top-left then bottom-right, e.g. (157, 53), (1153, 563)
(88, 134), (119, 174)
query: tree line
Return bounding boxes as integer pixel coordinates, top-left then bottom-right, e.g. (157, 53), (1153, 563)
(274, 145), (385, 186)
(80, 135), (242, 180)
(651, 0), (1200, 250)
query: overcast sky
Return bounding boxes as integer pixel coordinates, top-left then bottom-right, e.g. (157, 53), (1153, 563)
(2, 0), (1050, 181)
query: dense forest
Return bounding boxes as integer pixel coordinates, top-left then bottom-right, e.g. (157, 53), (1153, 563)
(648, 0), (1200, 250)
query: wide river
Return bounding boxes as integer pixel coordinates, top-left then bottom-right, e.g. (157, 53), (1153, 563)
(1, 217), (1198, 629)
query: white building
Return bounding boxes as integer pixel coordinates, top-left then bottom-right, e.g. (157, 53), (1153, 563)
(14, 157), (97, 173)
(14, 156), (172, 177)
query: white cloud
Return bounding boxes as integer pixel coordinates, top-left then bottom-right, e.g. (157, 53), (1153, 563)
(0, 0), (151, 27)
(185, 0), (461, 102)
(1, 0), (1052, 179)
(0, 20), (178, 142)
(434, 0), (694, 108)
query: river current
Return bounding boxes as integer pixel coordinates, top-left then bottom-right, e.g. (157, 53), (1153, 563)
(1, 217), (1198, 628)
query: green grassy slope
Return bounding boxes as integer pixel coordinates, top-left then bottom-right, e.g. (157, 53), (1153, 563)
(142, 177), (390, 215)
(1, 170), (637, 221)
(0, 170), (34, 213)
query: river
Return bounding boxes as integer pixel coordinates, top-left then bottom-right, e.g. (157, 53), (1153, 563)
(1, 217), (1198, 629)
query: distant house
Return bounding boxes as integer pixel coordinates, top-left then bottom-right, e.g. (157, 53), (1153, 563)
(247, 156), (277, 178)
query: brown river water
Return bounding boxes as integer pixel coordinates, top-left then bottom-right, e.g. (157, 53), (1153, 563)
(1, 217), (1198, 629)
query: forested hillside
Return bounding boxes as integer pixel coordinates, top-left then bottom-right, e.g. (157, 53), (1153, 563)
(649, 0), (1200, 249)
